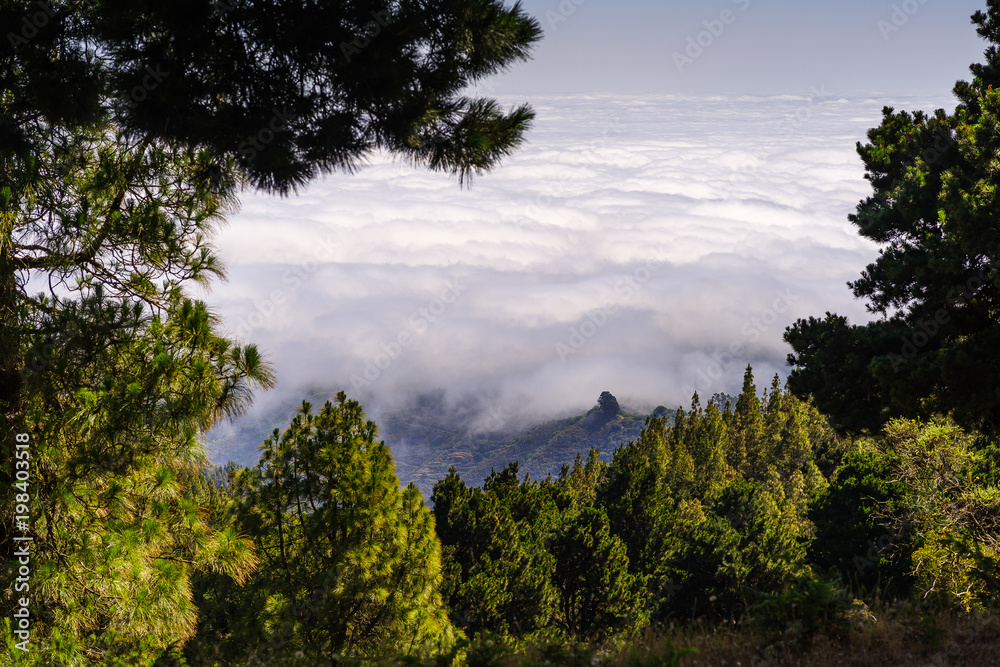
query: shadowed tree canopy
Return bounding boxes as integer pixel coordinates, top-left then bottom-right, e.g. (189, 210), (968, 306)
(785, 2), (1000, 435)
(2, 0), (542, 193)
(0, 0), (542, 419)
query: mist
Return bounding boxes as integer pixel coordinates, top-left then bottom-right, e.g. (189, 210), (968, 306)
(198, 92), (956, 460)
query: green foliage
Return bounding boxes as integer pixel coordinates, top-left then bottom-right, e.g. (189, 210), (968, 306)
(879, 418), (1000, 610)
(462, 400), (653, 495)
(808, 448), (914, 598)
(549, 507), (646, 641)
(785, 3), (1000, 435)
(684, 397), (728, 495)
(730, 366), (764, 473)
(1, 8), (541, 654)
(433, 464), (559, 637)
(598, 412), (676, 575)
(810, 417), (1000, 611)
(434, 366), (841, 646)
(10, 1), (1000, 658)
(433, 459), (647, 643)
(260, 389), (660, 502)
(199, 461), (242, 490)
(1, 0), (542, 192)
(661, 480), (809, 621)
(188, 393), (456, 664)
(944, 536), (1000, 610)
(750, 577), (854, 644)
(0, 312), (266, 661)
(560, 448), (608, 510)
(592, 368), (829, 623)
(0, 126), (270, 663)
(1, 620), (193, 666)
(599, 391), (622, 419)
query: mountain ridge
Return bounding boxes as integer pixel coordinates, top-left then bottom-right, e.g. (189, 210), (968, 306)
(204, 390), (737, 498)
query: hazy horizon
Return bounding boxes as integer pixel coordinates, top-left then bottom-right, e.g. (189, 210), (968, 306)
(199, 89), (962, 465)
(198, 1), (996, 464)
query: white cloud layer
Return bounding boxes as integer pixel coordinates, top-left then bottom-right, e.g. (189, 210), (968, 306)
(199, 92), (957, 452)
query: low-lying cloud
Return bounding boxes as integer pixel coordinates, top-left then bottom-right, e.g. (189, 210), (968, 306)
(199, 92), (956, 460)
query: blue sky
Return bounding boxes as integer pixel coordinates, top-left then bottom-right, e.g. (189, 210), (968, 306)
(480, 0), (986, 95)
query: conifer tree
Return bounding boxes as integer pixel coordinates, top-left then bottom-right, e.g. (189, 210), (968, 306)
(668, 479), (809, 619)
(0, 127), (270, 663)
(598, 391), (621, 420)
(549, 506), (645, 641)
(2, 2), (542, 659)
(785, 2), (1000, 434)
(762, 374), (785, 465)
(1, 0), (542, 194)
(598, 414), (673, 571)
(559, 447), (607, 509)
(432, 465), (557, 637)
(686, 399), (729, 494)
(664, 397), (696, 491)
(730, 365), (765, 477)
(217, 394), (455, 663)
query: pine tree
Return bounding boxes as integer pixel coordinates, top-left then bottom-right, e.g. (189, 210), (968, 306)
(549, 506), (645, 641)
(432, 465), (557, 637)
(785, 3), (1000, 434)
(0, 3), (544, 662)
(730, 365), (764, 477)
(560, 447), (607, 509)
(216, 394), (455, 663)
(762, 374), (785, 464)
(598, 391), (621, 420)
(3, 3), (543, 658)
(598, 414), (672, 571)
(0, 129), (270, 663)
(687, 399), (729, 494)
(668, 479), (809, 620)
(2, 0), (542, 194)
(665, 398), (696, 492)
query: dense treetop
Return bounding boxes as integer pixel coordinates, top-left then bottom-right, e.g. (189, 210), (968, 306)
(785, 1), (1000, 435)
(1, 0), (542, 192)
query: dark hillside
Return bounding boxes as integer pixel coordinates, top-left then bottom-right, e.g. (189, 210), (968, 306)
(205, 390), (676, 499)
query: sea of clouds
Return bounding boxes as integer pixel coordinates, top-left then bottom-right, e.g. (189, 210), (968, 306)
(199, 91), (956, 459)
